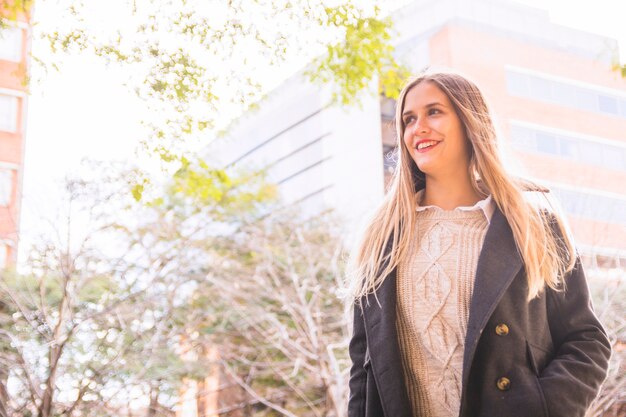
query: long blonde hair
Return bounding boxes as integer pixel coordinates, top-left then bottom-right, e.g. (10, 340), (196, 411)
(348, 69), (576, 302)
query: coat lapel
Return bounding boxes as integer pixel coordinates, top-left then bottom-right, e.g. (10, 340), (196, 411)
(362, 266), (413, 417)
(461, 206), (523, 389)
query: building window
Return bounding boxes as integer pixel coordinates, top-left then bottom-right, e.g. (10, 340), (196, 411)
(0, 95), (19, 132)
(509, 123), (626, 171)
(535, 132), (558, 154)
(552, 186), (626, 226)
(0, 26), (22, 62)
(0, 169), (12, 206)
(598, 96), (618, 114)
(619, 99), (626, 118)
(382, 144), (397, 174)
(506, 69), (626, 119)
(380, 97), (396, 120)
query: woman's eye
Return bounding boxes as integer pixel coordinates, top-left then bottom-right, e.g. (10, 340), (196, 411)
(429, 108), (441, 115)
(404, 116), (415, 124)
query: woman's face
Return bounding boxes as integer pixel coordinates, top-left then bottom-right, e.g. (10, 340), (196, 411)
(401, 81), (472, 180)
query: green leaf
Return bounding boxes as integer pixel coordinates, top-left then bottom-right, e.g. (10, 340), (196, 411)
(131, 183), (144, 202)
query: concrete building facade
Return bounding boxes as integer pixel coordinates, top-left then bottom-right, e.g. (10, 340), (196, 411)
(206, 0), (626, 267)
(0, 6), (32, 268)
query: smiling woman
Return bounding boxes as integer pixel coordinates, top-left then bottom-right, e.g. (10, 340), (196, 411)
(401, 81), (476, 207)
(346, 69), (611, 417)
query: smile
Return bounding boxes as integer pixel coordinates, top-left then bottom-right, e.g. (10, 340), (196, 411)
(416, 140), (440, 153)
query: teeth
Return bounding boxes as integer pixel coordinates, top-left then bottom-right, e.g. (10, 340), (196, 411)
(417, 141), (437, 150)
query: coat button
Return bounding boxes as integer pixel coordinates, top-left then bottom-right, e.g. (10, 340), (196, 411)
(495, 323), (509, 336)
(497, 377), (511, 391)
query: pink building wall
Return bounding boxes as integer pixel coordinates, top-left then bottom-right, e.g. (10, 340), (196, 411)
(426, 23), (626, 256)
(0, 4), (31, 268)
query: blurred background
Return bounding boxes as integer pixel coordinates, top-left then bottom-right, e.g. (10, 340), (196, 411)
(0, 0), (624, 416)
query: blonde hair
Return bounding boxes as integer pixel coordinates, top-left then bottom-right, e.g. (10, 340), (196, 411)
(347, 69), (576, 302)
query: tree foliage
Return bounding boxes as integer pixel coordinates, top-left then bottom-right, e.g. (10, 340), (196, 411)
(2, 0), (408, 168)
(307, 4), (409, 105)
(612, 62), (626, 79)
(0, 0), (32, 23)
(0, 158), (351, 416)
(194, 207), (350, 416)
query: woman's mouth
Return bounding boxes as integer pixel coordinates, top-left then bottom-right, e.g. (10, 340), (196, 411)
(416, 140), (440, 153)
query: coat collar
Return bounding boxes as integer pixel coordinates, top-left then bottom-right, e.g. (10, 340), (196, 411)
(360, 206), (522, 415)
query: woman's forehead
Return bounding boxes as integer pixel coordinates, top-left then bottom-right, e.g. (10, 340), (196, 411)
(404, 82), (450, 109)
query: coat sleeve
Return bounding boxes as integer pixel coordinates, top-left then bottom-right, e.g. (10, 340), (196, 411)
(348, 301), (367, 417)
(538, 256), (612, 417)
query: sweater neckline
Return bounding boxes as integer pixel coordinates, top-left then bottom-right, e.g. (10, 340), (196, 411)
(415, 189), (495, 224)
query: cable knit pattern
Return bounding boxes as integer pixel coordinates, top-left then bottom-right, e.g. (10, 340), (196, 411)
(396, 206), (490, 417)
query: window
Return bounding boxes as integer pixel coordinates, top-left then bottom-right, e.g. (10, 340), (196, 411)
(536, 132), (558, 154)
(552, 83), (577, 104)
(509, 123), (626, 171)
(575, 89), (597, 112)
(506, 72), (529, 96)
(506, 69), (626, 119)
(619, 99), (626, 118)
(579, 141), (604, 166)
(0, 169), (12, 206)
(599, 96), (618, 115)
(530, 77), (552, 101)
(380, 97), (396, 120)
(0, 26), (22, 62)
(509, 125), (535, 148)
(602, 146), (621, 169)
(0, 95), (19, 132)
(553, 187), (626, 225)
(559, 136), (580, 160)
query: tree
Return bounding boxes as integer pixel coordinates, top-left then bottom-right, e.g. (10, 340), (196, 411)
(17, 0), (406, 169)
(4, 2), (393, 407)
(188, 207), (350, 416)
(0, 0), (32, 23)
(0, 157), (271, 415)
(0, 177), (154, 417)
(129, 156), (352, 416)
(0, 154), (354, 416)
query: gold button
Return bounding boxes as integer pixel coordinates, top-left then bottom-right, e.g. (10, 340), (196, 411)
(495, 323), (509, 336)
(497, 377), (511, 391)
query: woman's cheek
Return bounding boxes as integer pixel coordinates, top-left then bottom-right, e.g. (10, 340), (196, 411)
(403, 132), (413, 151)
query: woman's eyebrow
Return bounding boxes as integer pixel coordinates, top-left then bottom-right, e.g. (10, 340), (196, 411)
(424, 102), (445, 108)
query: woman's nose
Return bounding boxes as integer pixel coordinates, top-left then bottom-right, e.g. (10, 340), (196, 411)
(413, 118), (430, 136)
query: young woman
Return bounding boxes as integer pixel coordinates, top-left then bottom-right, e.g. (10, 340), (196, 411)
(347, 70), (611, 417)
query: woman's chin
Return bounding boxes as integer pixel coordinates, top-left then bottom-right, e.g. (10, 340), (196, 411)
(415, 164), (435, 177)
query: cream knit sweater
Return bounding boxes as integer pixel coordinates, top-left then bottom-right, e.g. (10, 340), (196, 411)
(396, 195), (493, 417)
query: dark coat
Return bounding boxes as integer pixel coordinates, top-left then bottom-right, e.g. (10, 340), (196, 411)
(348, 207), (611, 417)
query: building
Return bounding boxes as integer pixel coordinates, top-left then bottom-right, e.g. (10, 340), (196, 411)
(206, 0), (626, 267)
(0, 4), (32, 269)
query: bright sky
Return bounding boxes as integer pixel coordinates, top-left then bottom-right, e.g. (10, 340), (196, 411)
(514, 0), (626, 60)
(17, 0), (626, 265)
